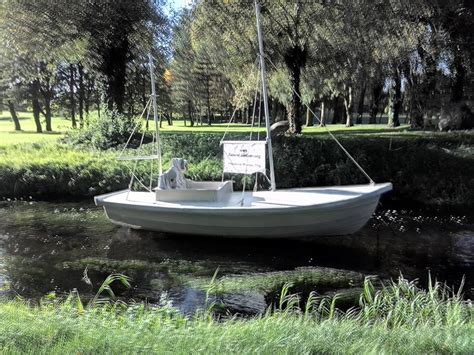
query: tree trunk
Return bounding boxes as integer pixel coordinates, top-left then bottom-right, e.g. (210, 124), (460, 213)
(332, 96), (343, 124)
(388, 67), (401, 127)
(31, 80), (43, 133)
(286, 66), (302, 134)
(84, 74), (94, 127)
(44, 98), (52, 132)
(38, 62), (52, 132)
(369, 84), (383, 124)
(32, 98), (42, 133)
(344, 86), (354, 127)
(319, 101), (326, 127)
(8, 100), (21, 131)
(356, 84), (366, 124)
(104, 38), (128, 113)
(270, 99), (279, 124)
(247, 102), (252, 124)
(142, 76), (147, 110)
(284, 45), (307, 134)
(188, 100), (194, 127)
(451, 53), (465, 103)
(206, 79), (212, 126)
(85, 98), (90, 126)
(41, 85), (53, 132)
(78, 64), (85, 129)
(305, 102), (314, 127)
(69, 64), (77, 129)
(96, 95), (101, 119)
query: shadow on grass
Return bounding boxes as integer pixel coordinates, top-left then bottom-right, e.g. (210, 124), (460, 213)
(4, 130), (63, 135)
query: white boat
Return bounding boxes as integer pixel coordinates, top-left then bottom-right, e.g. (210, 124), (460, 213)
(95, 1), (392, 238)
(95, 183), (391, 238)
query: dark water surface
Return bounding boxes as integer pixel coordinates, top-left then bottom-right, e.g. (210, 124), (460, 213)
(1, 201), (473, 312)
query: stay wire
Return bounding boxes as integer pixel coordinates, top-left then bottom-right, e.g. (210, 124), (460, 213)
(221, 56), (261, 183)
(220, 56), (261, 144)
(264, 55), (375, 185)
(127, 101), (152, 200)
(118, 97), (152, 159)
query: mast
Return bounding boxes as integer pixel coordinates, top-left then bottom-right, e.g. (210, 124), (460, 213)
(255, 0), (276, 191)
(148, 53), (163, 177)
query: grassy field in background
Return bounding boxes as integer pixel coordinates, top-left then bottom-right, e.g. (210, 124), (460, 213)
(0, 110), (416, 147)
(0, 111), (70, 147)
(157, 120), (412, 135)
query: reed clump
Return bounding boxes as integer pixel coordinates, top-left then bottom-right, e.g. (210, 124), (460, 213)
(0, 276), (472, 353)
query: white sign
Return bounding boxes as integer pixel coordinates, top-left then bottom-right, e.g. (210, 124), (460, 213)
(223, 141), (266, 174)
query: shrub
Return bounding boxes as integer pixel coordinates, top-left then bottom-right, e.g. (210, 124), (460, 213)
(64, 109), (145, 150)
(1, 133), (474, 208)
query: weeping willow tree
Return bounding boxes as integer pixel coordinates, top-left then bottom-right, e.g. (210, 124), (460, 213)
(191, 1), (333, 134)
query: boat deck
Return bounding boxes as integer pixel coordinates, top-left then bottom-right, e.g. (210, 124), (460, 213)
(97, 183), (392, 210)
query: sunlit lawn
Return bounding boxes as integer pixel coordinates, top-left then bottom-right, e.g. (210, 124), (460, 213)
(156, 119), (411, 135)
(1, 110), (420, 148)
(0, 111), (71, 147)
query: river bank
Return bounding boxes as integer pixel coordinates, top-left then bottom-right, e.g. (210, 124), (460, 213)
(1, 132), (473, 209)
(1, 187), (473, 353)
(0, 276), (472, 354)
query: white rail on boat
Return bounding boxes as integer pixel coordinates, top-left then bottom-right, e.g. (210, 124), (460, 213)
(117, 155), (160, 161)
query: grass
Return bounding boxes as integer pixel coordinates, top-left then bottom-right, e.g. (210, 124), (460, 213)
(0, 143), (129, 199)
(1, 110), (473, 206)
(154, 119), (413, 135)
(1, 132), (474, 206)
(209, 267), (365, 295)
(0, 110), (420, 149)
(0, 111), (71, 147)
(0, 277), (472, 353)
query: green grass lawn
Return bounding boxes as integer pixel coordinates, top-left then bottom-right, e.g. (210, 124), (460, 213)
(152, 118), (413, 136)
(0, 111), (71, 147)
(1, 110), (419, 148)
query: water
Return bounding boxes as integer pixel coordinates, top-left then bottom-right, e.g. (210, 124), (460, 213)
(0, 201), (473, 312)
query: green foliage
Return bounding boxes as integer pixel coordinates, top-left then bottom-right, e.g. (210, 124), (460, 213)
(208, 267), (364, 297)
(64, 110), (142, 150)
(91, 273), (131, 306)
(356, 276), (472, 328)
(0, 276), (472, 353)
(1, 132), (473, 207)
(0, 143), (129, 199)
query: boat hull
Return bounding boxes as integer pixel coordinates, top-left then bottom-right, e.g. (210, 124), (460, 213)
(95, 183), (392, 238)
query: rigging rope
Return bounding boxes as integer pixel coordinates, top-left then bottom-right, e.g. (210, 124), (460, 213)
(221, 56), (273, 196)
(117, 97), (152, 159)
(264, 55), (376, 185)
(220, 56), (260, 144)
(126, 100), (152, 200)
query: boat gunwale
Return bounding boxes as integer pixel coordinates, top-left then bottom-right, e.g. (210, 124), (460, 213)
(95, 183), (392, 214)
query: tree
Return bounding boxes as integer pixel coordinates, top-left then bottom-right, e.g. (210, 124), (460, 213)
(192, 1), (333, 134)
(1, 0), (168, 116)
(171, 9), (197, 126)
(0, 55), (25, 131)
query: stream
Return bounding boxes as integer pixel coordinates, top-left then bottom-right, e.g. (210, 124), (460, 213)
(1, 200), (473, 313)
